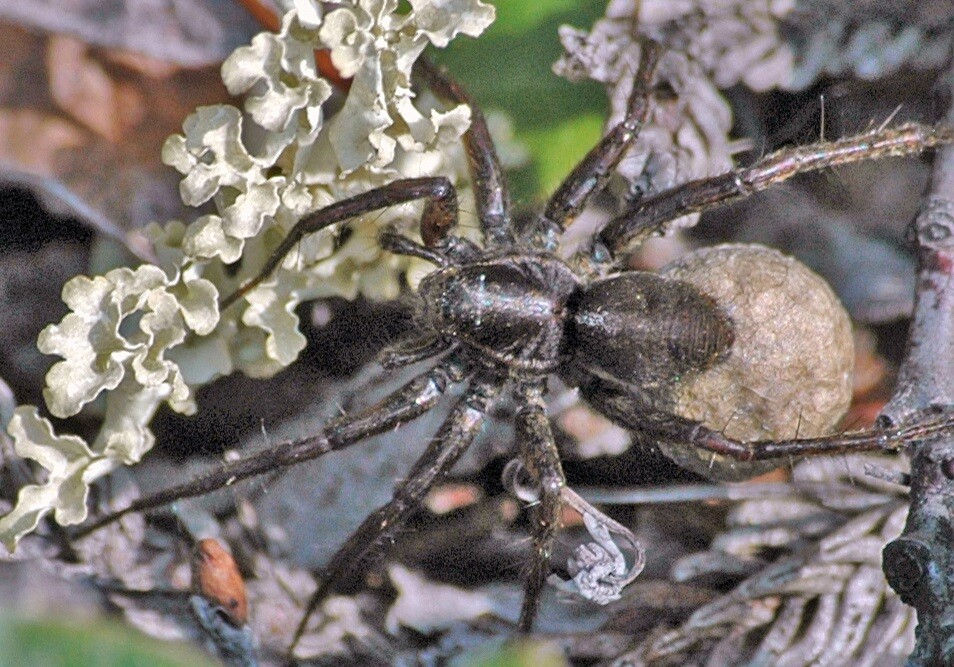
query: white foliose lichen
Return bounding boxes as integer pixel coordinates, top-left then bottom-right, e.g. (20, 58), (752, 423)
(1, 0), (496, 550)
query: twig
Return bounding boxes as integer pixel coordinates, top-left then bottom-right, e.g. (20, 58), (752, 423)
(880, 46), (954, 666)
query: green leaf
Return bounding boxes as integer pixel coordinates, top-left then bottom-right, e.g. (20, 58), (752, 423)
(456, 638), (569, 667)
(0, 615), (220, 667)
(490, 0), (586, 34)
(522, 112), (604, 195)
(431, 1), (608, 202)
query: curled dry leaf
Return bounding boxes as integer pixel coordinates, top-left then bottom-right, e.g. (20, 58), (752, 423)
(46, 35), (146, 143)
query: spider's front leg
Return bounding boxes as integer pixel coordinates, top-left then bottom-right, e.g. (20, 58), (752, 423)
(507, 382), (647, 628)
(290, 376), (500, 652)
(221, 176), (459, 309)
(590, 122), (954, 266)
(532, 41), (660, 251)
(73, 364), (460, 537)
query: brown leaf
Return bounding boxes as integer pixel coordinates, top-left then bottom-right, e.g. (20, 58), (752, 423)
(0, 22), (232, 254)
(0, 109), (85, 175)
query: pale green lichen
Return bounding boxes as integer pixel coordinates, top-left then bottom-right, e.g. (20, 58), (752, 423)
(38, 264), (218, 419)
(0, 407), (115, 552)
(1, 0), (495, 551)
(164, 0), (490, 379)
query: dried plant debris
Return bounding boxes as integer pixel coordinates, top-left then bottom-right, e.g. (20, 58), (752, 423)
(553, 0), (952, 230)
(610, 455), (915, 666)
(0, 23), (229, 229)
(385, 563), (495, 635)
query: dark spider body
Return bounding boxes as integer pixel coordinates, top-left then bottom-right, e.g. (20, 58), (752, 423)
(418, 253), (579, 374)
(564, 271), (734, 399)
(418, 251), (734, 397)
(76, 42), (954, 652)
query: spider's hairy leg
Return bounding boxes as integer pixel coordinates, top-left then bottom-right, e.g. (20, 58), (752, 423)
(682, 414), (954, 462)
(591, 122), (954, 266)
(72, 364), (462, 538)
(378, 335), (454, 369)
(582, 374), (954, 466)
(416, 58), (512, 248)
(290, 377), (500, 652)
(513, 381), (566, 632)
(534, 41), (661, 250)
(221, 176), (459, 309)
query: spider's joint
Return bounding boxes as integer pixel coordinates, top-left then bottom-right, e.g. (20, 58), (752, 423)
(588, 239), (612, 266)
(733, 171), (753, 196)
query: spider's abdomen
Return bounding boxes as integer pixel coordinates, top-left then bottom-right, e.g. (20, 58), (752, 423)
(419, 254), (579, 373)
(565, 272), (734, 399)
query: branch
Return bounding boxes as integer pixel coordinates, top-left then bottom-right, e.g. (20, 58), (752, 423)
(881, 48), (954, 665)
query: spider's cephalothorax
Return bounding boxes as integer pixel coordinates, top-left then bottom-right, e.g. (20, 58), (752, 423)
(417, 253), (580, 374)
(77, 44), (954, 650)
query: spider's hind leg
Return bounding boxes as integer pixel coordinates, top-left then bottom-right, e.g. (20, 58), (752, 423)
(290, 376), (500, 651)
(580, 373), (954, 476)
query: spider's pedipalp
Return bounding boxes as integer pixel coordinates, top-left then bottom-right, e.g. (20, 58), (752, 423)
(378, 228), (450, 268)
(221, 176), (460, 310)
(416, 58), (513, 249)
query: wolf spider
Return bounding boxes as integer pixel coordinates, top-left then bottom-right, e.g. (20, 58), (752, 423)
(78, 43), (954, 648)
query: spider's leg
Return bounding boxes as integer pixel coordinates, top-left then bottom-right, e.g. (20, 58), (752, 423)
(513, 381), (566, 632)
(581, 374), (954, 464)
(589, 122), (954, 267)
(416, 58), (512, 249)
(677, 415), (954, 462)
(290, 377), (499, 650)
(73, 363), (463, 538)
(534, 41), (660, 251)
(222, 176), (458, 309)
(378, 335), (453, 369)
